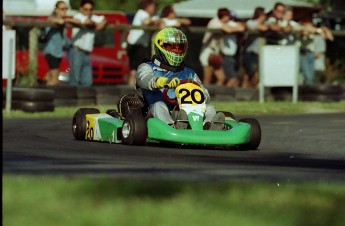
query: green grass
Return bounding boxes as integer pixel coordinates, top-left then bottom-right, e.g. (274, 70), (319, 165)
(3, 176), (345, 226)
(3, 101), (345, 118)
(3, 101), (345, 225)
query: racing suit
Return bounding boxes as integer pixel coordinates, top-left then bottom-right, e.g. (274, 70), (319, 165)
(136, 57), (217, 125)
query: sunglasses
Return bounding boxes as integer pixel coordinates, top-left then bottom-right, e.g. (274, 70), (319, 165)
(58, 7), (68, 10)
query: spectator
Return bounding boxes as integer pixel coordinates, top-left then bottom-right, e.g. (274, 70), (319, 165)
(68, 0), (107, 87)
(265, 2), (286, 45)
(127, 0), (162, 86)
(199, 8), (237, 85)
(299, 19), (317, 85)
(295, 16), (336, 85)
(279, 7), (300, 45)
(160, 5), (191, 28)
(314, 31), (327, 83)
(222, 11), (245, 87)
(242, 7), (268, 88)
(43, 1), (72, 86)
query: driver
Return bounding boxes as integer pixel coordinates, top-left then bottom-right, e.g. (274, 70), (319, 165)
(136, 27), (224, 130)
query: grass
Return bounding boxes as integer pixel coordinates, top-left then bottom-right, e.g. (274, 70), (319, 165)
(3, 176), (345, 226)
(3, 101), (345, 118)
(3, 102), (345, 226)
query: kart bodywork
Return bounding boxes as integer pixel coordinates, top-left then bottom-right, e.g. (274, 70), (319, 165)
(72, 82), (261, 149)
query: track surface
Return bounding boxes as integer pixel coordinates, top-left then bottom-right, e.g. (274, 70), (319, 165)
(3, 113), (345, 181)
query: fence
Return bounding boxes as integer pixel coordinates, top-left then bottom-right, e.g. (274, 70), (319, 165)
(3, 19), (345, 86)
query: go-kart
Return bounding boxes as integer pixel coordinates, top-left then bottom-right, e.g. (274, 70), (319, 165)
(72, 80), (261, 150)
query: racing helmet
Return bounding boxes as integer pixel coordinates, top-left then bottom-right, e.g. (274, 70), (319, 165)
(153, 27), (188, 67)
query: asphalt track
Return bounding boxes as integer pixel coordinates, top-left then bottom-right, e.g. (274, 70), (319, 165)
(3, 113), (345, 181)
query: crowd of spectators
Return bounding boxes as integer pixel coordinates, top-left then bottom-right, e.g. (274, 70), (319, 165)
(200, 2), (334, 88)
(127, 0), (335, 88)
(28, 0), (335, 87)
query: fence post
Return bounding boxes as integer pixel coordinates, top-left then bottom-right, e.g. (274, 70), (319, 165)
(28, 27), (39, 86)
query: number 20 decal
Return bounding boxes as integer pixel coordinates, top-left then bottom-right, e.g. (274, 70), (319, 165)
(179, 88), (205, 104)
(86, 121), (94, 140)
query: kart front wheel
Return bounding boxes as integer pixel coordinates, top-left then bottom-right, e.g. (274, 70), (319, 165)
(238, 118), (261, 150)
(72, 108), (100, 140)
(121, 112), (147, 145)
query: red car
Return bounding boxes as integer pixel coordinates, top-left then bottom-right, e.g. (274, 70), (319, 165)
(4, 11), (130, 86)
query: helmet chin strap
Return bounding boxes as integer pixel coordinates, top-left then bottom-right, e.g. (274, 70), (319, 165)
(152, 55), (184, 72)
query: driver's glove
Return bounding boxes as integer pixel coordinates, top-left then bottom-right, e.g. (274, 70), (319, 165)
(154, 77), (180, 89)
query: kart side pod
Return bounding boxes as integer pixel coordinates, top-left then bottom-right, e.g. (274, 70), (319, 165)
(72, 108), (123, 143)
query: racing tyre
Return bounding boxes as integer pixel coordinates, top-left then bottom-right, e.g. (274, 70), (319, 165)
(121, 112), (147, 145)
(3, 100), (54, 112)
(9, 88), (55, 101)
(72, 108), (100, 140)
(238, 118), (261, 150)
(218, 111), (235, 120)
(106, 109), (121, 119)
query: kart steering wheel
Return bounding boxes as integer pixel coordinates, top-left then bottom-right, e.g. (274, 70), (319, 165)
(162, 79), (201, 105)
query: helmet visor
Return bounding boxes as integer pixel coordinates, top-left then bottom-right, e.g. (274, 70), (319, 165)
(161, 42), (187, 54)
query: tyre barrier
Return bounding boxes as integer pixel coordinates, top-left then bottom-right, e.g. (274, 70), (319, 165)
(235, 87), (259, 101)
(271, 85), (345, 102)
(76, 86), (96, 106)
(51, 85), (78, 107)
(34, 85), (79, 107)
(94, 85), (137, 105)
(3, 87), (55, 112)
(206, 85), (236, 101)
(3, 84), (345, 113)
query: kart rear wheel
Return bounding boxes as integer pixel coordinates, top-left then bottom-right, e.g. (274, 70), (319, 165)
(106, 109), (121, 119)
(217, 111), (235, 120)
(238, 118), (261, 150)
(121, 112), (147, 145)
(72, 108), (100, 140)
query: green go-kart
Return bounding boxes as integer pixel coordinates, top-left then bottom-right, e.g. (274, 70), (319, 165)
(72, 80), (261, 150)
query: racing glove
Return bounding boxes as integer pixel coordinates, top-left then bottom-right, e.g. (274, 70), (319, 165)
(154, 77), (180, 89)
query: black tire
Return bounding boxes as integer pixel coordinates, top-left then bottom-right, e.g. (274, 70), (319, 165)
(54, 98), (78, 107)
(299, 85), (319, 95)
(94, 86), (122, 96)
(238, 118), (261, 150)
(5, 88), (55, 101)
(217, 111), (235, 120)
(96, 95), (120, 105)
(121, 112), (147, 145)
(106, 109), (122, 119)
(10, 100), (54, 112)
(49, 85), (77, 99)
(76, 87), (96, 99)
(72, 108), (100, 140)
(77, 98), (96, 106)
(300, 94), (341, 102)
(316, 85), (343, 95)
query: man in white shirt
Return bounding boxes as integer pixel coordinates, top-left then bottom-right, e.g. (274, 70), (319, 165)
(68, 0), (106, 87)
(160, 5), (191, 28)
(127, 0), (161, 86)
(199, 8), (244, 86)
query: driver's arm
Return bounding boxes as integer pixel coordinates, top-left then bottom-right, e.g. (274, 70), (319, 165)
(137, 63), (179, 90)
(136, 63), (157, 90)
